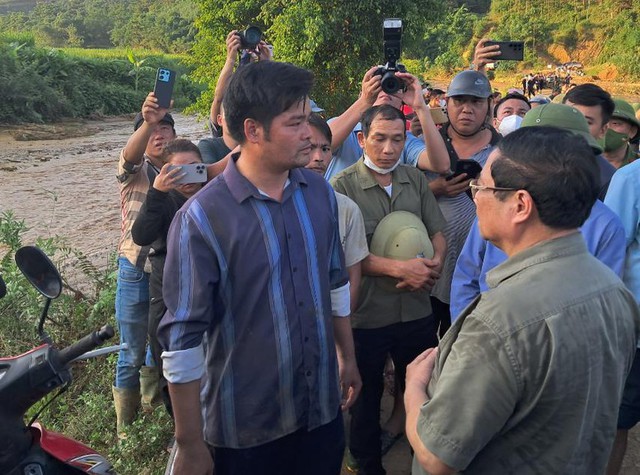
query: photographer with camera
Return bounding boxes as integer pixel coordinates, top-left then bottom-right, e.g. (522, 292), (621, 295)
(325, 19), (449, 180)
(207, 29), (272, 138)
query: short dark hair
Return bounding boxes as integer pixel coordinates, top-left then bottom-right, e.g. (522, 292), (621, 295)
(361, 105), (405, 138)
(493, 93), (531, 118)
(161, 139), (202, 163)
(223, 61), (314, 144)
(491, 126), (599, 230)
(562, 84), (615, 125)
(308, 113), (332, 143)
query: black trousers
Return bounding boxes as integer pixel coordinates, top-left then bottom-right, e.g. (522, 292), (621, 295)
(431, 296), (452, 338)
(210, 411), (345, 475)
(148, 271), (173, 416)
(349, 316), (439, 475)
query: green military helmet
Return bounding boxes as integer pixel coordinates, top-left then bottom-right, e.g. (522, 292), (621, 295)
(521, 103), (602, 154)
(370, 211), (434, 293)
(551, 93), (565, 104)
(612, 98), (640, 141)
(631, 103), (640, 113)
(446, 70), (492, 98)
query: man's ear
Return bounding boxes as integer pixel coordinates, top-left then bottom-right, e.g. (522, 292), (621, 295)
(357, 131), (365, 148)
(243, 119), (262, 144)
(512, 189), (535, 224)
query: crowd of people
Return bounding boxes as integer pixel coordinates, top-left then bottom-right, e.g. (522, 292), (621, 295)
(111, 32), (640, 475)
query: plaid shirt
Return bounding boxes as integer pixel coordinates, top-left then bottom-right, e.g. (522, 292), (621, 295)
(116, 149), (159, 271)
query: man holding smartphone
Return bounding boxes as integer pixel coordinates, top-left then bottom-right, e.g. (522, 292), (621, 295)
(113, 92), (176, 438)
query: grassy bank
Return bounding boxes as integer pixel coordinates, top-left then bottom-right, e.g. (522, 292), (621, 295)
(0, 34), (205, 124)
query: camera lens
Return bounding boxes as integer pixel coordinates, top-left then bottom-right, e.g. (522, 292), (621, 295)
(381, 71), (402, 94)
(243, 26), (262, 49)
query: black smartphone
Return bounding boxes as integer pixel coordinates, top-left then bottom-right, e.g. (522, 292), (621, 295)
(485, 41), (524, 61)
(154, 67), (176, 109)
(446, 159), (482, 181)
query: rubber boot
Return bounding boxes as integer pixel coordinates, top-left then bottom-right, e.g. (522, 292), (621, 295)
(112, 385), (139, 439)
(140, 366), (163, 413)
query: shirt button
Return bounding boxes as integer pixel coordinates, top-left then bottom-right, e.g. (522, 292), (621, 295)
(304, 336), (309, 342)
(298, 301), (304, 307)
(293, 267), (298, 272)
(287, 233), (292, 239)
(306, 371), (312, 376)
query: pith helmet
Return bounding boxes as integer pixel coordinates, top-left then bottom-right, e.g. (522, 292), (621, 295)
(370, 211), (434, 293)
(521, 103), (602, 154)
(446, 70), (492, 99)
(612, 98), (640, 141)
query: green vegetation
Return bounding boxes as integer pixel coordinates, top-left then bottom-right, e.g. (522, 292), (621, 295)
(0, 211), (173, 474)
(190, 0), (445, 117)
(0, 34), (203, 123)
(1, 0), (638, 119)
(0, 0), (197, 51)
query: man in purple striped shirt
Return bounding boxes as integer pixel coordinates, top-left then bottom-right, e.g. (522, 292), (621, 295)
(158, 61), (361, 475)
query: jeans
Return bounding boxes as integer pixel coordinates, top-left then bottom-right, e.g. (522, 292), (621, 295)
(349, 317), (439, 475)
(114, 256), (153, 389)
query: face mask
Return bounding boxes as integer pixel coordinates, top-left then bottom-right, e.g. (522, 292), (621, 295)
(363, 152), (401, 175)
(439, 99), (446, 108)
(598, 128), (629, 152)
(498, 114), (523, 136)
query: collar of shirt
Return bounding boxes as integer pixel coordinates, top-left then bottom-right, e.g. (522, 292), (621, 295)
(486, 232), (586, 289)
(354, 158), (412, 190)
(223, 152), (308, 203)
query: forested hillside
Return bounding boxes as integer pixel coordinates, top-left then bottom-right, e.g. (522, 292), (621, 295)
(0, 0), (637, 121)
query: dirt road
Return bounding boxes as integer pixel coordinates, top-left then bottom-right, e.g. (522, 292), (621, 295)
(1, 114), (639, 474)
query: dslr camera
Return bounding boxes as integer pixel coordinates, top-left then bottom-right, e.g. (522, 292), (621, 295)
(236, 26), (262, 50)
(374, 18), (406, 94)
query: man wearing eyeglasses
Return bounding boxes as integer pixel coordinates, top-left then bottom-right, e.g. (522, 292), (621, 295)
(405, 126), (640, 475)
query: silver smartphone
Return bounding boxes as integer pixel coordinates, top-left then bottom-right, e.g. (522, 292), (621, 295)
(167, 163), (207, 184)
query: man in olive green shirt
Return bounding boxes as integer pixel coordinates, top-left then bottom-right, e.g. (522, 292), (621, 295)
(331, 104), (446, 475)
(405, 126), (640, 475)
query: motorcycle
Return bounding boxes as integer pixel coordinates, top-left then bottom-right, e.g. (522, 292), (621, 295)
(0, 246), (121, 474)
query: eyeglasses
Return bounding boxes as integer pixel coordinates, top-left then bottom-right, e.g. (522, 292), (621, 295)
(468, 179), (517, 199)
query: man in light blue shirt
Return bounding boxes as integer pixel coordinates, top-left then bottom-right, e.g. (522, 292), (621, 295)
(450, 199), (626, 319)
(604, 159), (640, 475)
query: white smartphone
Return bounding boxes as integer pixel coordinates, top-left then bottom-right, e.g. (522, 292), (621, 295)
(167, 163), (208, 184)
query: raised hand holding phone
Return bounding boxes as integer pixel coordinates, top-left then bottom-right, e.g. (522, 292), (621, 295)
(154, 68), (176, 109)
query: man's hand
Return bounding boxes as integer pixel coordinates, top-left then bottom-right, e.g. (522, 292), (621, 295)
(395, 258), (440, 291)
(361, 66), (382, 107)
(153, 163), (186, 193)
(406, 347), (438, 393)
(225, 30), (241, 63)
(257, 41), (273, 61)
(473, 38), (501, 73)
(395, 72), (427, 111)
(141, 92), (169, 128)
(171, 440), (214, 475)
(423, 256), (443, 276)
(429, 174), (471, 198)
(338, 356), (361, 411)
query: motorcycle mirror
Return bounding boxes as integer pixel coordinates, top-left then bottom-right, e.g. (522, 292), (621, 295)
(15, 246), (62, 299)
(15, 246), (62, 341)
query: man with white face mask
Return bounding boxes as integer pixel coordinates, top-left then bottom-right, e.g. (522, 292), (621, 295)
(493, 93), (530, 136)
(331, 104), (446, 475)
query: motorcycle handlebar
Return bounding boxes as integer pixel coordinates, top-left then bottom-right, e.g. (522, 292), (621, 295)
(57, 325), (115, 367)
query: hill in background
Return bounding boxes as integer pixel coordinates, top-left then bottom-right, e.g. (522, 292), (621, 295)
(0, 0), (37, 14)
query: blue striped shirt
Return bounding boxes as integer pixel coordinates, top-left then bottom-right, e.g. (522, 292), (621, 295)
(158, 155), (348, 448)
